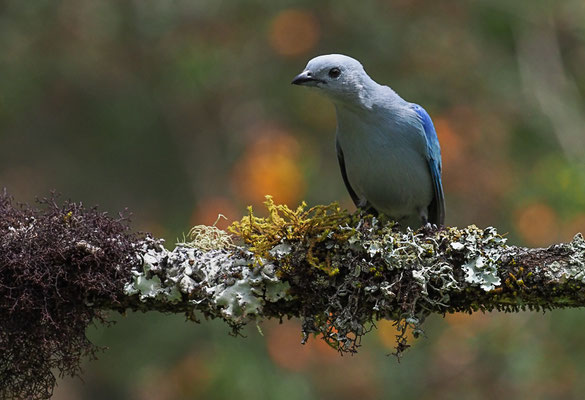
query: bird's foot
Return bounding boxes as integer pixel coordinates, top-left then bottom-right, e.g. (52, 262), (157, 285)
(420, 222), (439, 234)
(357, 199), (368, 209)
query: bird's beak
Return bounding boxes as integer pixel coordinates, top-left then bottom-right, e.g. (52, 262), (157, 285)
(291, 70), (322, 86)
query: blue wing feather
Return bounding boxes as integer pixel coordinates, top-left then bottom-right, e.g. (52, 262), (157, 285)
(410, 103), (445, 225)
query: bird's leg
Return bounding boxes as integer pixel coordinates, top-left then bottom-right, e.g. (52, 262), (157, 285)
(357, 199), (378, 217)
(357, 198), (369, 209)
(354, 200), (379, 228)
(419, 209), (437, 232)
(419, 207), (429, 225)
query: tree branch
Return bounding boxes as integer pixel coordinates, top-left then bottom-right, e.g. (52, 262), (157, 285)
(1, 192), (584, 399)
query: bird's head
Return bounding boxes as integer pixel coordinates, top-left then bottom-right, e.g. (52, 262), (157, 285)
(292, 54), (376, 105)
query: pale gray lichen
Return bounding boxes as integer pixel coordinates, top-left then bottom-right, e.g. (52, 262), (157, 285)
(124, 236), (292, 324)
(352, 222), (461, 307)
(544, 234), (585, 283)
(210, 260), (292, 321)
(124, 239), (181, 302)
(269, 243), (293, 258)
(451, 226), (506, 291)
(120, 214), (585, 358)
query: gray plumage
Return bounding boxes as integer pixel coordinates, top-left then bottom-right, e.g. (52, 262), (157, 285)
(292, 54), (445, 228)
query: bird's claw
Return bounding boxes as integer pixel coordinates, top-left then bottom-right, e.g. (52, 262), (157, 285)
(421, 222), (439, 234)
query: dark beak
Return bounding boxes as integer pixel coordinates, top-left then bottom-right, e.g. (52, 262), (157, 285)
(291, 70), (322, 86)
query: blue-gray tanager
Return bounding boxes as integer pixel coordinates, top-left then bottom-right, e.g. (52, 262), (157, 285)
(292, 54), (445, 228)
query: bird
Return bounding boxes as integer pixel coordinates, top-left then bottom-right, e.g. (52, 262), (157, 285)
(292, 54), (445, 228)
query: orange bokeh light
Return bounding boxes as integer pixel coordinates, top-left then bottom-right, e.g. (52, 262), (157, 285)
(269, 9), (320, 57)
(264, 320), (340, 371)
(514, 202), (559, 247)
(231, 127), (305, 206)
(191, 196), (238, 230)
(562, 213), (585, 243)
(434, 116), (464, 167)
(444, 311), (492, 338)
(265, 321), (313, 371)
(168, 354), (211, 398)
(377, 319), (417, 350)
(431, 327), (478, 370)
(131, 353), (210, 400)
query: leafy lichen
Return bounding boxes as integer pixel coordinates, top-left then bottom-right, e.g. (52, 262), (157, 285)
(124, 236), (292, 325)
(225, 200), (512, 353)
(544, 234), (585, 283)
(126, 199), (585, 358)
(449, 226), (506, 291)
(5, 192), (585, 400)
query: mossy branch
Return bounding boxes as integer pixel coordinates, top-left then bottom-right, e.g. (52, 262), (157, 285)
(2, 192), (585, 399)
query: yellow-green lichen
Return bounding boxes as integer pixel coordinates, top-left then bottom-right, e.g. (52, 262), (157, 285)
(229, 196), (355, 274)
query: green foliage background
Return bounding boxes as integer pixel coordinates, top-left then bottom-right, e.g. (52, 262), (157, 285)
(1, 1), (585, 398)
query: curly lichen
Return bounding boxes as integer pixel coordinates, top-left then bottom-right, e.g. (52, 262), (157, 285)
(179, 215), (234, 251)
(225, 200), (513, 353)
(126, 199), (585, 358)
(6, 191), (585, 400)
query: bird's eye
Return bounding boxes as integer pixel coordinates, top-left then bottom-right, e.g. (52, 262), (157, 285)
(328, 67), (341, 78)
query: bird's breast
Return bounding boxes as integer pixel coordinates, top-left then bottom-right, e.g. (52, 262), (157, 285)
(336, 114), (433, 218)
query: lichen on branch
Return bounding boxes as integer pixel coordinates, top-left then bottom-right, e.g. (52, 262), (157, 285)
(3, 192), (585, 400)
(125, 196), (585, 358)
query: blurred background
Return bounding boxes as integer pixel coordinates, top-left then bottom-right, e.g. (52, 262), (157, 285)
(1, 0), (585, 398)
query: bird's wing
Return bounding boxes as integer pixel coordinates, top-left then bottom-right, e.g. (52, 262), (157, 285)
(336, 137), (361, 208)
(410, 103), (445, 225)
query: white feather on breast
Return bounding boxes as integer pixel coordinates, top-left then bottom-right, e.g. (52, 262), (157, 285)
(335, 103), (433, 219)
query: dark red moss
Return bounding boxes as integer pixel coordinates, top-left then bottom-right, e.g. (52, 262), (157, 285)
(0, 191), (140, 400)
